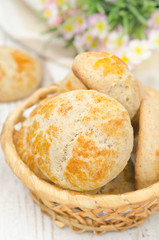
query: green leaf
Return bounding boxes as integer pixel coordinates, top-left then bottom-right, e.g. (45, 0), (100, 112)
(128, 4), (147, 25)
(123, 15), (129, 34)
(96, 2), (105, 14)
(40, 0), (159, 51)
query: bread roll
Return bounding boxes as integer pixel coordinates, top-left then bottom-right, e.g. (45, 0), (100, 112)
(87, 160), (135, 194)
(72, 52), (140, 119)
(15, 90), (133, 191)
(58, 71), (87, 93)
(0, 47), (41, 102)
(135, 89), (159, 189)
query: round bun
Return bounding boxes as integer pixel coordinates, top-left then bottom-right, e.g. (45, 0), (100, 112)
(0, 47), (41, 102)
(58, 71), (87, 93)
(72, 52), (140, 119)
(15, 90), (133, 191)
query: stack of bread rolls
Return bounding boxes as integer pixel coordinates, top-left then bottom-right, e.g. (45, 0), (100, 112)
(14, 51), (159, 193)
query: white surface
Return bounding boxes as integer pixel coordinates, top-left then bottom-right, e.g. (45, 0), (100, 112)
(0, 1), (159, 239)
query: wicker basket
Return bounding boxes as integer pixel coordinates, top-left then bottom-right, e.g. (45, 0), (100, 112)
(1, 83), (159, 235)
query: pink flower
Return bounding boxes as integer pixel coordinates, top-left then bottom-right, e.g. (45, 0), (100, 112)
(88, 14), (108, 39)
(89, 38), (103, 51)
(75, 15), (88, 33)
(44, 0), (54, 8)
(43, 0), (62, 26)
(88, 13), (106, 23)
(74, 31), (103, 52)
(148, 10), (159, 29)
(106, 30), (129, 51)
(81, 31), (94, 48)
(61, 21), (76, 40)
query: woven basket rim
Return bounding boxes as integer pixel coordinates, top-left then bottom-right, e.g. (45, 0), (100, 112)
(1, 83), (159, 210)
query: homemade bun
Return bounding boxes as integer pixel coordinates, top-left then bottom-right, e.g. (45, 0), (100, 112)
(135, 91), (159, 189)
(58, 71), (87, 93)
(0, 47), (41, 102)
(15, 90), (133, 191)
(88, 160), (135, 194)
(72, 52), (140, 119)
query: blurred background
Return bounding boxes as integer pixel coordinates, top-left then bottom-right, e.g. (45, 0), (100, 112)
(0, 0), (159, 89)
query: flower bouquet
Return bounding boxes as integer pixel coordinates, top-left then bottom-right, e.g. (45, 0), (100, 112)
(41, 0), (159, 70)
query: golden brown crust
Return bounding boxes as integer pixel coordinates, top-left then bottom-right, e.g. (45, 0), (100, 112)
(14, 122), (48, 180)
(89, 160), (135, 195)
(16, 90), (133, 191)
(72, 52), (140, 119)
(0, 47), (41, 102)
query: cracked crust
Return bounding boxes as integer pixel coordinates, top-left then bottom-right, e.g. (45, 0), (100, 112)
(15, 90), (133, 191)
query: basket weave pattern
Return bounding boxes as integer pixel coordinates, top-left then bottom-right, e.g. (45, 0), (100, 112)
(1, 84), (159, 235)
